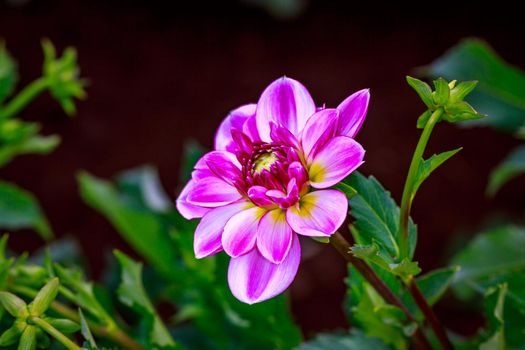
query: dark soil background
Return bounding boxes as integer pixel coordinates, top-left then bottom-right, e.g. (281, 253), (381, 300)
(1, 0), (524, 339)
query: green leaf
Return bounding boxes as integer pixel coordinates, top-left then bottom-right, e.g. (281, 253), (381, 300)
(450, 226), (525, 348)
(29, 277), (59, 316)
(389, 259), (421, 280)
(333, 180), (358, 199)
(78, 308), (97, 348)
(0, 181), (54, 241)
(298, 330), (390, 350)
(115, 250), (176, 349)
(0, 41), (18, 103)
(487, 145), (525, 196)
(44, 317), (80, 334)
(77, 171), (177, 276)
(18, 325), (36, 350)
(412, 148), (462, 196)
(480, 284), (507, 350)
(416, 110), (432, 129)
(432, 78), (450, 105)
(346, 172), (417, 259)
(406, 76), (434, 108)
(346, 265), (408, 350)
(425, 38), (525, 132)
(0, 291), (28, 318)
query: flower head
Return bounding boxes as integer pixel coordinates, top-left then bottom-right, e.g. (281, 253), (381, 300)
(177, 77), (368, 304)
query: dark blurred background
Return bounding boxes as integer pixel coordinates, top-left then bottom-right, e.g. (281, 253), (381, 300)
(1, 0), (524, 339)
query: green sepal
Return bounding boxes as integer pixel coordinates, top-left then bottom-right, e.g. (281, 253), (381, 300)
(406, 76), (434, 108)
(311, 236), (330, 244)
(0, 291), (28, 318)
(450, 80), (478, 103)
(17, 325), (37, 350)
(28, 277), (59, 316)
(432, 78), (450, 105)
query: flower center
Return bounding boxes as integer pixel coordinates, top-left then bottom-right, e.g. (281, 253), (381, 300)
(252, 152), (278, 174)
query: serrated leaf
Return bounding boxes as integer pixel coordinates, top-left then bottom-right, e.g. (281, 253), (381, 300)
(412, 148), (462, 196)
(0, 181), (54, 241)
(115, 250), (176, 349)
(487, 145), (525, 196)
(406, 76), (434, 108)
(389, 259), (421, 280)
(346, 172), (417, 259)
(425, 38), (525, 132)
(298, 329), (390, 350)
(432, 78), (450, 105)
(0, 41), (18, 103)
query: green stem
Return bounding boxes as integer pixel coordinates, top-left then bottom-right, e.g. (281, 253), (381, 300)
(31, 316), (82, 350)
(0, 77), (48, 120)
(398, 108), (443, 259)
(9, 284), (147, 350)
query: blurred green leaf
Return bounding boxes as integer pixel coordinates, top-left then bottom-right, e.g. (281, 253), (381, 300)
(0, 181), (54, 241)
(298, 330), (390, 350)
(180, 140), (205, 182)
(487, 145), (525, 196)
(480, 284), (507, 350)
(450, 226), (525, 348)
(115, 250), (176, 350)
(0, 41), (18, 104)
(346, 172), (417, 260)
(425, 38), (525, 132)
(0, 321), (24, 346)
(18, 325), (36, 350)
(28, 278), (59, 316)
(78, 308), (97, 349)
(44, 317), (80, 334)
(77, 171), (177, 276)
(0, 291), (28, 318)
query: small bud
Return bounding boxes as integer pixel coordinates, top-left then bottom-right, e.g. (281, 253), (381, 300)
(29, 277), (59, 316)
(44, 317), (80, 334)
(448, 80), (457, 90)
(0, 320), (26, 346)
(0, 291), (28, 318)
(18, 325), (37, 350)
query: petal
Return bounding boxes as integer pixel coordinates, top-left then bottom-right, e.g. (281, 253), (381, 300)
(266, 178), (299, 209)
(176, 180), (211, 219)
(256, 77), (316, 141)
(194, 201), (251, 258)
(308, 136), (365, 189)
(187, 176), (242, 207)
(337, 89), (370, 138)
(287, 161), (308, 189)
(215, 104), (257, 152)
(300, 108), (339, 161)
(248, 186), (275, 207)
(228, 234), (301, 304)
(222, 206), (266, 257)
(192, 157), (214, 182)
(257, 209), (293, 263)
(286, 190), (348, 236)
(203, 151), (242, 186)
(242, 114), (260, 142)
(269, 122), (300, 149)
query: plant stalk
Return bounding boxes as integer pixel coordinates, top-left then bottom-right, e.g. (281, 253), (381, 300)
(10, 284), (147, 350)
(0, 77), (48, 120)
(329, 232), (433, 350)
(31, 316), (83, 350)
(398, 108), (443, 259)
(407, 278), (453, 350)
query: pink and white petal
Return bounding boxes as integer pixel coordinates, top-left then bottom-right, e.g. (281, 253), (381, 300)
(215, 104), (257, 151)
(256, 77), (316, 141)
(308, 136), (365, 189)
(286, 190), (348, 237)
(228, 234), (301, 304)
(269, 122), (300, 149)
(242, 114), (260, 142)
(187, 176), (242, 207)
(176, 180), (211, 219)
(194, 201), (251, 258)
(192, 157), (214, 182)
(203, 151), (242, 186)
(222, 206), (266, 257)
(248, 186), (275, 207)
(337, 89), (370, 138)
(287, 161), (308, 189)
(256, 209), (293, 264)
(300, 108), (339, 161)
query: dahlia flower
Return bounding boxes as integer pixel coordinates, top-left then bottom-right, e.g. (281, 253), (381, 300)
(177, 77), (368, 304)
